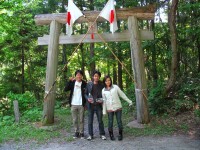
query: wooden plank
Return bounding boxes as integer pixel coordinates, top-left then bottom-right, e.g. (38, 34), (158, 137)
(35, 4), (156, 25)
(128, 16), (149, 124)
(43, 20), (61, 125)
(38, 30), (154, 45)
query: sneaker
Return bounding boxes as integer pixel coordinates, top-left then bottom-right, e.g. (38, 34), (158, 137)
(101, 135), (106, 140)
(87, 135), (93, 140)
(73, 132), (79, 139)
(80, 133), (85, 139)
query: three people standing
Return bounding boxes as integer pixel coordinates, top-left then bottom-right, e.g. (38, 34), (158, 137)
(64, 70), (132, 141)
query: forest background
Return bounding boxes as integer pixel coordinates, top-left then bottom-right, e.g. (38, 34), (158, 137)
(0, 0), (200, 143)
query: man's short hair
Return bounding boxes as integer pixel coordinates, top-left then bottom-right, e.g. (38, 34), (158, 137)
(92, 70), (101, 77)
(75, 70), (83, 76)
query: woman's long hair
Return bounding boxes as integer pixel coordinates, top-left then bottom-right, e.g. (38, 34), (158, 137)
(103, 75), (112, 88)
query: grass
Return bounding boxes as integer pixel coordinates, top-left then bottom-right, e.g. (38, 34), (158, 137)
(65, 136), (75, 142)
(103, 105), (188, 137)
(0, 105), (195, 144)
(124, 124), (176, 136)
(0, 107), (72, 144)
(0, 123), (61, 143)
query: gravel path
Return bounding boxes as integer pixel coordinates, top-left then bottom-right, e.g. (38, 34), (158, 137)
(1, 135), (200, 150)
(1, 115), (200, 150)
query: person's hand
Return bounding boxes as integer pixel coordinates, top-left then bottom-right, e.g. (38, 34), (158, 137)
(96, 98), (103, 104)
(69, 77), (75, 81)
(129, 101), (133, 106)
(97, 101), (103, 104)
(88, 98), (94, 103)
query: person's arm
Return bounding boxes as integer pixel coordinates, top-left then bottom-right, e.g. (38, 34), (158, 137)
(116, 85), (133, 105)
(84, 83), (89, 100)
(102, 89), (107, 115)
(64, 80), (72, 92)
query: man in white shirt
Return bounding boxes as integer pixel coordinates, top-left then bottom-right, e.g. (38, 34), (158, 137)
(64, 70), (87, 139)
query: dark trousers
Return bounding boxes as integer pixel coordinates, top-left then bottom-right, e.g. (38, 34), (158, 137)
(88, 105), (105, 136)
(108, 110), (123, 131)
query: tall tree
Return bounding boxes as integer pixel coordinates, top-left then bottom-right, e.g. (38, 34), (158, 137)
(150, 20), (158, 87)
(165, 0), (179, 93)
(88, 0), (96, 76)
(117, 43), (123, 89)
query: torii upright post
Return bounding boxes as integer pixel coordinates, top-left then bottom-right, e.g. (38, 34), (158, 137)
(43, 20), (61, 124)
(128, 16), (149, 124)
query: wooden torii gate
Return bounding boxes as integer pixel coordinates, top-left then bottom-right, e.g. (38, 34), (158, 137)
(34, 4), (156, 125)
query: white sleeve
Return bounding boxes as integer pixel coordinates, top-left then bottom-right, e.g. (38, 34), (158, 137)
(116, 85), (132, 104)
(102, 89), (107, 115)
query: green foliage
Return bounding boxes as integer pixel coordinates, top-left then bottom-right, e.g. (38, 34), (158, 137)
(173, 76), (200, 113)
(0, 91), (38, 117)
(22, 108), (42, 122)
(122, 83), (136, 114)
(194, 109), (200, 118)
(148, 81), (172, 115)
(0, 97), (12, 116)
(0, 123), (61, 143)
(124, 124), (176, 136)
(173, 98), (194, 113)
(148, 75), (200, 116)
(0, 107), (70, 143)
(7, 91), (38, 112)
(0, 115), (15, 126)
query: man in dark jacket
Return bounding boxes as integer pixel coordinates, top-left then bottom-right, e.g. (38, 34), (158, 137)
(64, 70), (87, 139)
(84, 70), (106, 140)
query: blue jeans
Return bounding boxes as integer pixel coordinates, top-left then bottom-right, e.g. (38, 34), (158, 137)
(108, 110), (123, 131)
(88, 105), (105, 136)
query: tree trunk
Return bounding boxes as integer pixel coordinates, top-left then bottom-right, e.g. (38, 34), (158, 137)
(117, 20), (123, 90)
(117, 44), (123, 90)
(113, 62), (117, 84)
(89, 43), (95, 77)
(21, 47), (25, 93)
(150, 20), (158, 87)
(80, 43), (87, 80)
(63, 45), (67, 77)
(198, 40), (200, 73)
(107, 59), (110, 75)
(165, 0), (179, 94)
(88, 0), (95, 77)
(61, 0), (67, 82)
(80, 23), (87, 80)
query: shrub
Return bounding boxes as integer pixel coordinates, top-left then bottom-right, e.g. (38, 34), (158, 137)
(194, 109), (200, 117)
(0, 115), (15, 126)
(122, 83), (136, 114)
(22, 108), (42, 122)
(173, 98), (194, 112)
(148, 82), (173, 115)
(0, 97), (12, 116)
(7, 91), (37, 112)
(0, 91), (38, 116)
